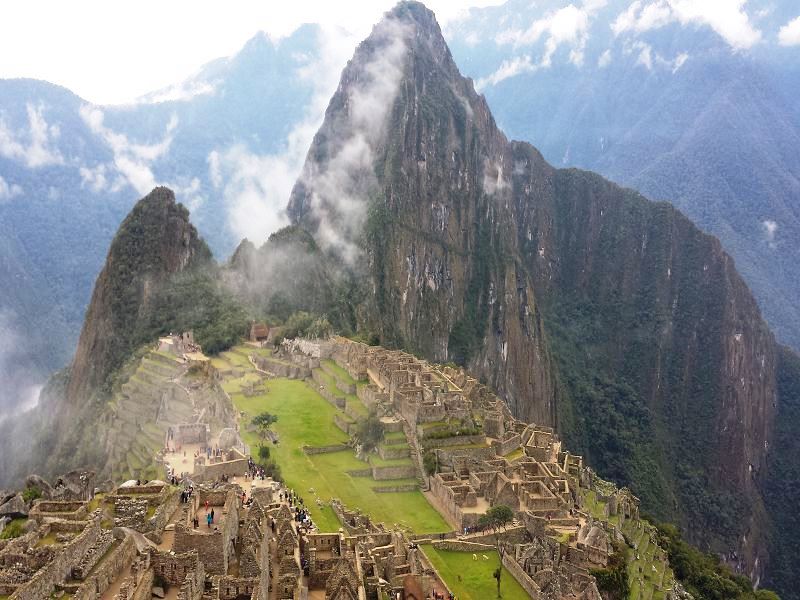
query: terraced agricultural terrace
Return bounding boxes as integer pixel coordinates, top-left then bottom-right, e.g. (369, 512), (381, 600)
(214, 345), (449, 533)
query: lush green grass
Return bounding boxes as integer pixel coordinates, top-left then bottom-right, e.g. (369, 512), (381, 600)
(367, 453), (414, 468)
(249, 346), (273, 358)
(421, 545), (530, 600)
(224, 348), (449, 533)
(504, 448), (525, 461)
(322, 359), (355, 384)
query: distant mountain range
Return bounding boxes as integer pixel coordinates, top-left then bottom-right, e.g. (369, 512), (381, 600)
(0, 0), (798, 425)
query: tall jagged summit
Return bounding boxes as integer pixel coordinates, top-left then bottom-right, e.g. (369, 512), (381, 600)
(287, 0), (780, 582)
(67, 186), (211, 406)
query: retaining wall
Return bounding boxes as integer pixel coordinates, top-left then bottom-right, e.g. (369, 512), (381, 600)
(10, 519), (99, 600)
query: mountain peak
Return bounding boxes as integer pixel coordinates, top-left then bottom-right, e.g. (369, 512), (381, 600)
(385, 1), (440, 32)
(66, 186), (209, 405)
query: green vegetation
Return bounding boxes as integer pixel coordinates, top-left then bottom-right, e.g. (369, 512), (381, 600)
(0, 518), (27, 539)
(478, 505), (514, 531)
(252, 412), (278, 440)
(544, 287), (743, 552)
(355, 410), (384, 451)
(144, 270), (248, 356)
(447, 215), (499, 366)
(421, 545), (530, 600)
(272, 311), (333, 344)
(656, 524), (780, 600)
(590, 543), (630, 600)
(763, 346), (800, 594)
(22, 486), (42, 503)
(423, 451), (437, 475)
(220, 348), (449, 533)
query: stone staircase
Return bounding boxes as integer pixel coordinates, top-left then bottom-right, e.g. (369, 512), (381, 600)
(402, 421), (428, 490)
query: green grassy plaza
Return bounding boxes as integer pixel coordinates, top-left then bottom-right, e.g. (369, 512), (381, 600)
(218, 347), (449, 534)
(421, 545), (531, 600)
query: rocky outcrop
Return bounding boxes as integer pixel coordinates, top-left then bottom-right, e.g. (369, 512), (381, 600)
(287, 0), (780, 579)
(0, 494), (27, 519)
(66, 186), (210, 406)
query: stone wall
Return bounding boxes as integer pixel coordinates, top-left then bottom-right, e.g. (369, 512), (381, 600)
(148, 488), (180, 543)
(195, 458), (249, 481)
(173, 491), (239, 575)
(432, 540), (494, 552)
(419, 435), (485, 449)
(492, 433), (522, 457)
(371, 465), (417, 480)
(219, 577), (259, 600)
(73, 535), (137, 600)
(334, 414), (355, 434)
(10, 519), (99, 600)
(311, 372), (346, 409)
(303, 444), (350, 455)
(174, 423), (208, 445)
(71, 529), (114, 580)
(377, 444), (410, 460)
(321, 362), (357, 394)
(501, 552), (541, 599)
(151, 549), (203, 586)
(372, 484), (418, 493)
(253, 356), (309, 379)
(29, 500), (88, 523)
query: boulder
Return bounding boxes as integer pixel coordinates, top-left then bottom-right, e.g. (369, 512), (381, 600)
(0, 494), (28, 519)
(152, 586), (166, 598)
(217, 428), (242, 451)
(24, 474), (53, 499)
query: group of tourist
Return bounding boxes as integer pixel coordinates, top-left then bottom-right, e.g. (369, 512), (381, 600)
(179, 486), (194, 503)
(245, 457), (270, 481)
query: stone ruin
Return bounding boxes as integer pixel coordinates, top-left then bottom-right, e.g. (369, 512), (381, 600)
(0, 335), (681, 599)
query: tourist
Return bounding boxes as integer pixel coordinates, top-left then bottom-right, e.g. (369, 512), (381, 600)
(210, 508), (215, 523)
(207, 512), (212, 528)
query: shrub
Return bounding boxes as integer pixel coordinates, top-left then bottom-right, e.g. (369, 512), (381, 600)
(22, 487), (41, 503)
(0, 518), (27, 539)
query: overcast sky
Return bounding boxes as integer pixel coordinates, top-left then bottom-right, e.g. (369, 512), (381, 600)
(0, 0), (503, 105)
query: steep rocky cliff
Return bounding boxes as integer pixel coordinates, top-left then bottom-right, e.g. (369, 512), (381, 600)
(287, 1), (783, 581)
(66, 186), (211, 406)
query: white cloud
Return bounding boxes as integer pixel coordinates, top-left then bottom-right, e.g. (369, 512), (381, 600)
(762, 219), (778, 247)
(634, 41), (654, 69)
(207, 150), (222, 188)
(0, 175), (22, 201)
(137, 79), (217, 104)
(301, 17), (412, 265)
(496, 4), (594, 68)
(0, 1), (505, 105)
(476, 55), (536, 88)
(598, 48), (613, 67)
(79, 164), (108, 193)
(612, 0), (762, 50)
(778, 16), (800, 46)
(486, 0), (609, 85)
(483, 160), (509, 195)
(0, 104), (63, 168)
(668, 51), (689, 72)
(80, 106), (177, 194)
(212, 25), (361, 247)
(624, 39), (689, 72)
